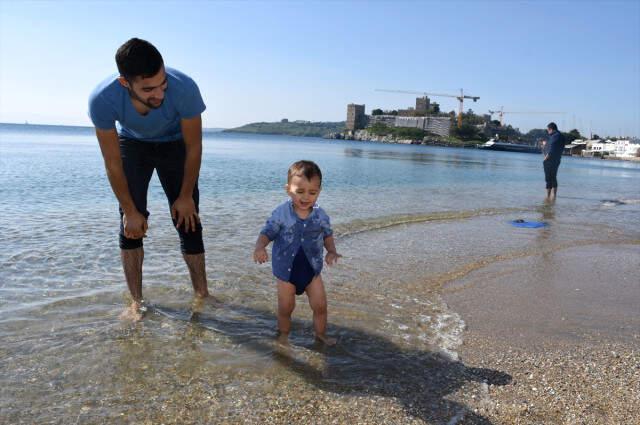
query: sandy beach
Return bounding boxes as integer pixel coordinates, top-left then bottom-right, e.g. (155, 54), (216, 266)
(442, 243), (640, 424)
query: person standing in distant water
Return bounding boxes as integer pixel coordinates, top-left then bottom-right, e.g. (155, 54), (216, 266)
(542, 122), (566, 201)
(88, 38), (210, 320)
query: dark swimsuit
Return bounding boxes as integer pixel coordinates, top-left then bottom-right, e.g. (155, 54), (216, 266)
(289, 247), (316, 295)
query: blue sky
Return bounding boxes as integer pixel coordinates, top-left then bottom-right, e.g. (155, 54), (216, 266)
(1, 0), (638, 137)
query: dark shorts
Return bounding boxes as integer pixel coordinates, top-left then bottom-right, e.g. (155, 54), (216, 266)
(543, 158), (561, 189)
(118, 137), (204, 254)
(289, 248), (317, 296)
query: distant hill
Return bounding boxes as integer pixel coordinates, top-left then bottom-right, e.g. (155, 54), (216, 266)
(224, 121), (345, 137)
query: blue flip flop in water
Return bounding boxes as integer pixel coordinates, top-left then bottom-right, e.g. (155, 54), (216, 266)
(510, 219), (548, 228)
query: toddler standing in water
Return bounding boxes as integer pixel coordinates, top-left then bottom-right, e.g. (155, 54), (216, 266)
(253, 160), (341, 345)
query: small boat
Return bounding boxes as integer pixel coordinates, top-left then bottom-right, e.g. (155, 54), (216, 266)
(477, 139), (541, 154)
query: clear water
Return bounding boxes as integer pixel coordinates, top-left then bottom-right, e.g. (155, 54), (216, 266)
(1, 123), (638, 423)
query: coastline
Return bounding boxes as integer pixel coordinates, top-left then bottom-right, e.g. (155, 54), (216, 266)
(440, 243), (640, 423)
(2, 122), (636, 161)
(328, 128), (479, 148)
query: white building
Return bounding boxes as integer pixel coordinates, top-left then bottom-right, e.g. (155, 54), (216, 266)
(367, 115), (452, 137)
(582, 140), (616, 157)
(613, 140), (640, 158)
(394, 116), (451, 137)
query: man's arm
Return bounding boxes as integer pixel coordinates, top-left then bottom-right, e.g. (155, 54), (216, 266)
(172, 115), (203, 232)
(540, 140), (548, 161)
(95, 128), (146, 239)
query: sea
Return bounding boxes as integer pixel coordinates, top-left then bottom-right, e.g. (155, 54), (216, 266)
(1, 123), (638, 423)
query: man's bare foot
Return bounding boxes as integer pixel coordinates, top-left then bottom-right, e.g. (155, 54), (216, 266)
(195, 289), (210, 298)
(191, 294), (222, 313)
(315, 334), (336, 346)
(119, 301), (146, 322)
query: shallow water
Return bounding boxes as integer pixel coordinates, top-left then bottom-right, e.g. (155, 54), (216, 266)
(1, 124), (639, 423)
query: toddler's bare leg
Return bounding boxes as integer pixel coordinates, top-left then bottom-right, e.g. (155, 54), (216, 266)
(277, 280), (296, 338)
(306, 275), (335, 346)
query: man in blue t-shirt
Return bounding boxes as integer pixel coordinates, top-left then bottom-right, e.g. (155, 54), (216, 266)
(542, 122), (566, 200)
(88, 38), (210, 320)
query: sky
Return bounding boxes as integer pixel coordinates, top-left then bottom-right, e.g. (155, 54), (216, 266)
(1, 0), (639, 137)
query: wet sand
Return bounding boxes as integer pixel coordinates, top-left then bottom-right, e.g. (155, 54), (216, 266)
(442, 243), (640, 424)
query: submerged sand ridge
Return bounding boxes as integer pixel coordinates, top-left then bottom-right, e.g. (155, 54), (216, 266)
(442, 242), (640, 345)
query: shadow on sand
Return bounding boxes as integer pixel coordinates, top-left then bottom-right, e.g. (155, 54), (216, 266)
(151, 302), (511, 424)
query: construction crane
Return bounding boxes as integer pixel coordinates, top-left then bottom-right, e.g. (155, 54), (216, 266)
(488, 107), (565, 127)
(376, 88), (480, 128)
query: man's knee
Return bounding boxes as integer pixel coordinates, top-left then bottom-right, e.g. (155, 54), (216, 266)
(178, 226), (205, 254)
(120, 234), (144, 250)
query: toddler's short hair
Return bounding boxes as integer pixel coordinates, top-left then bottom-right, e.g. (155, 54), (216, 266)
(288, 160), (322, 185)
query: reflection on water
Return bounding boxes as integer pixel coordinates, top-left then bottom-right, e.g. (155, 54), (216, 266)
(344, 147), (501, 169)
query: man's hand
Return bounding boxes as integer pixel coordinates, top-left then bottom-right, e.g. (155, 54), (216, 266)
(171, 195), (199, 232)
(123, 209), (147, 239)
(325, 251), (342, 266)
(253, 247), (268, 264)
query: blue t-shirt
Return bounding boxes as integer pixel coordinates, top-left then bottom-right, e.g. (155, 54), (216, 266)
(260, 200), (333, 282)
(88, 67), (206, 142)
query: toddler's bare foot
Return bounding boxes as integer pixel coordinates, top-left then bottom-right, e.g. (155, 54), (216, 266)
(315, 334), (336, 346)
(119, 302), (145, 322)
(276, 330), (290, 345)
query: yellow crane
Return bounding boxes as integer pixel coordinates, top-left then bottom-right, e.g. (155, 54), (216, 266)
(488, 107), (565, 127)
(376, 88), (480, 128)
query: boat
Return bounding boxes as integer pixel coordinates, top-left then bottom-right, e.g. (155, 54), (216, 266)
(476, 139), (541, 154)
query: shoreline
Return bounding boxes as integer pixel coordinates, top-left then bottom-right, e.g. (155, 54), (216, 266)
(440, 242), (640, 423)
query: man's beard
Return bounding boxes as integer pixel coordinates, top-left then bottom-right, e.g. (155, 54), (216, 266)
(127, 87), (163, 109)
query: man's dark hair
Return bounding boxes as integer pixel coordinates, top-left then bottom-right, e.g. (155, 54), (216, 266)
(115, 38), (164, 81)
(288, 160), (322, 185)
(547, 122), (558, 132)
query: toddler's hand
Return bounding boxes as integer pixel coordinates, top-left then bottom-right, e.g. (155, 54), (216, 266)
(253, 248), (268, 264)
(325, 251), (342, 266)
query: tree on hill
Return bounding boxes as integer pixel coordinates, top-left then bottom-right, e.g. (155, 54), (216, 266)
(371, 108), (383, 116)
(393, 127), (426, 139)
(460, 109), (485, 125)
(369, 122), (392, 135)
(525, 128), (548, 142)
(452, 123), (479, 140)
(563, 128), (583, 143)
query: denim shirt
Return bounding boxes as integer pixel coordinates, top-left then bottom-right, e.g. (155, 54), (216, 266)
(260, 199), (333, 282)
